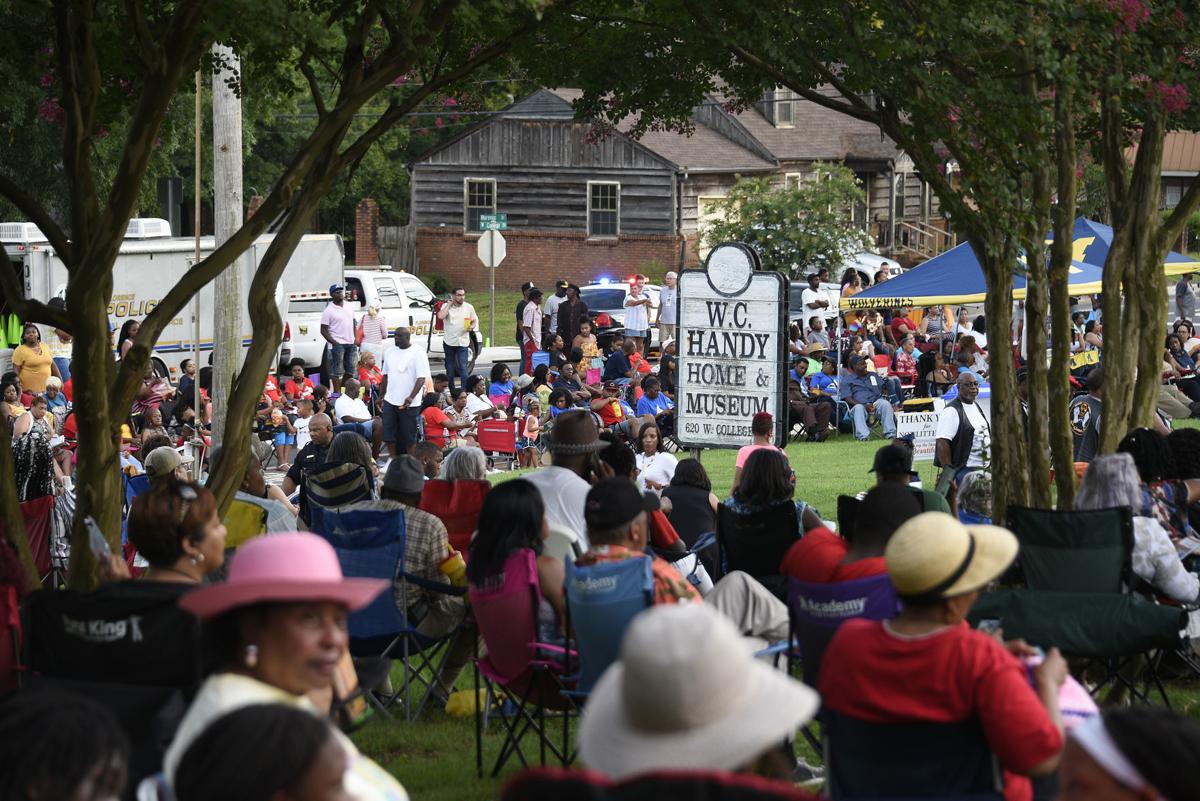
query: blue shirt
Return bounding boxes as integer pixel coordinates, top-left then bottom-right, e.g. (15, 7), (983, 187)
(637, 393), (674, 417)
(488, 380), (514, 397)
(810, 372), (837, 396)
(841, 371), (885, 405)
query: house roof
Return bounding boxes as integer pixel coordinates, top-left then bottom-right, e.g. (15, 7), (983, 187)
(1162, 132), (1200, 175)
(547, 88), (776, 173)
(498, 88), (576, 119)
(717, 87), (900, 164)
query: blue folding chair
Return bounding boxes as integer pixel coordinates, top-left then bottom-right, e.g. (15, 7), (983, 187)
(310, 503), (465, 720)
(563, 557), (655, 696)
(788, 574), (900, 687)
(121, 472), (152, 547)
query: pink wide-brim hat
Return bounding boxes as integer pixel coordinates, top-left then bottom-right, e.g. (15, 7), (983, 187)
(180, 532), (387, 619)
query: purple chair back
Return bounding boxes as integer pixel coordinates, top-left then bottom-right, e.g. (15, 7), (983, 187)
(788, 574), (900, 686)
(469, 548), (541, 685)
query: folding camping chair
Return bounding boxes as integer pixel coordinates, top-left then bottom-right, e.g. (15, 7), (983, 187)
(477, 418), (519, 471)
(22, 582), (204, 789)
(788, 575), (900, 688)
(471, 549), (576, 777)
(998, 505), (1183, 705)
(309, 503), (466, 721)
(716, 501), (800, 597)
(563, 557), (654, 696)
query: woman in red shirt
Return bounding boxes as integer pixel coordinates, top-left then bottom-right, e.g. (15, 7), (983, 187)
(819, 512), (1066, 801)
(357, 350), (383, 388)
(420, 392), (469, 448)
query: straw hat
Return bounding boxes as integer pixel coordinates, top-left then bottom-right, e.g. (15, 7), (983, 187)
(884, 512), (1017, 601)
(579, 604), (819, 779)
(180, 532), (386, 619)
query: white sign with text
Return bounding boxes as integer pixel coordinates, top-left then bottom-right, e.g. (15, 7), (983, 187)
(896, 411), (939, 462)
(676, 243), (788, 449)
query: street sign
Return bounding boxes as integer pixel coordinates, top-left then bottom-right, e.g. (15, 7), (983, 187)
(675, 242), (788, 449)
(476, 229), (506, 268)
(479, 213), (508, 231)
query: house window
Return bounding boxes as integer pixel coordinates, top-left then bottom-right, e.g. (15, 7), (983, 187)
(588, 181), (620, 237)
(1164, 180), (1185, 209)
(784, 173), (803, 190)
(463, 178), (496, 232)
(774, 88), (796, 128)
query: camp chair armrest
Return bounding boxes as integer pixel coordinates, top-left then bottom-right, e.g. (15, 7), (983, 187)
(753, 639), (794, 659)
(399, 571), (467, 597)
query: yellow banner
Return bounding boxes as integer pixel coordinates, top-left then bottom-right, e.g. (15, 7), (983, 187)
(1069, 349), (1100, 370)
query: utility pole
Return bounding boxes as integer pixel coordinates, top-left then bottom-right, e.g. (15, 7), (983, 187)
(210, 43), (245, 448)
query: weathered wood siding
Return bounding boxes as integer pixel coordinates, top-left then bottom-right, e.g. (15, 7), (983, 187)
(411, 119), (676, 235)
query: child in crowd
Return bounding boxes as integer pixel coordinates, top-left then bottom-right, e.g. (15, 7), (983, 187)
(520, 400), (541, 467)
(263, 371), (283, 404)
(267, 406), (296, 469)
(358, 351), (383, 388)
(283, 361), (315, 401)
(293, 398), (314, 450)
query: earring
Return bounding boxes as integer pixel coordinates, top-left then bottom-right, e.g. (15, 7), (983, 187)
(244, 644), (259, 669)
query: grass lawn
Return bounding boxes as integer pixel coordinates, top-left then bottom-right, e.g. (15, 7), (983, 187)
(462, 289), (524, 351)
(353, 424), (1200, 800)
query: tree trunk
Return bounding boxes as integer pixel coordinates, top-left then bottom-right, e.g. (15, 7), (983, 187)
(66, 283), (123, 589)
(1022, 233), (1052, 509)
(1098, 230), (1138, 453)
(976, 239), (1026, 523)
(0, 429), (39, 585)
(211, 44), (247, 448)
(1049, 85), (1078, 509)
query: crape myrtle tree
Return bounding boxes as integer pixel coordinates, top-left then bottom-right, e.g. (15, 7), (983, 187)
(701, 165), (872, 277)
(0, 0), (555, 588)
(525, 0), (1084, 518)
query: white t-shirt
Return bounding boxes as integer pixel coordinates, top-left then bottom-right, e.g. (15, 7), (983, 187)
(521, 302), (542, 346)
(658, 285), (677, 324)
(636, 451), (677, 493)
(442, 301), (476, 348)
(522, 465), (592, 549)
(381, 345), (431, 407)
(465, 392), (498, 418)
(935, 401), (991, 467)
(623, 291), (650, 331)
(951, 323), (987, 349)
(294, 415), (312, 450)
(545, 294), (564, 334)
(800, 287), (831, 320)
(334, 393), (373, 424)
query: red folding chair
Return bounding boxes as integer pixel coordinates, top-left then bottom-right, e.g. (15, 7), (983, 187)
(477, 418), (518, 471)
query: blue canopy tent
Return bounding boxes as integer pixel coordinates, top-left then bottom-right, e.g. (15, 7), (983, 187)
(839, 217), (1198, 311)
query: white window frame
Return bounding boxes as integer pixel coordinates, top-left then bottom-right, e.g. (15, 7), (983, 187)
(774, 88), (795, 128)
(463, 178), (496, 233)
(587, 180), (621, 238)
(784, 172), (803, 191)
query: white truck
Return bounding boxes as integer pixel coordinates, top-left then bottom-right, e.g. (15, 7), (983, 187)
(1, 218), (344, 379)
(281, 265), (480, 380)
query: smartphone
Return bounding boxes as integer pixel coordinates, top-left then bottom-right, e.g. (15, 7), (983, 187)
(85, 516), (112, 562)
(976, 618), (1002, 636)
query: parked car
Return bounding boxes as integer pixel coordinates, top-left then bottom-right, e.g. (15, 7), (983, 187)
(579, 278), (662, 352)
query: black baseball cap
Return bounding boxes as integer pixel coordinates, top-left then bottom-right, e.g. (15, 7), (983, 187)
(585, 478), (660, 530)
(869, 443), (913, 475)
(521, 281), (537, 292)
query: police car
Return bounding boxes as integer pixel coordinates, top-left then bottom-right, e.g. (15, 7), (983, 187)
(579, 276), (663, 351)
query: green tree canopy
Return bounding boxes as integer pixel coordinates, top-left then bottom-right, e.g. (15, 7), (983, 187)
(702, 166), (870, 276)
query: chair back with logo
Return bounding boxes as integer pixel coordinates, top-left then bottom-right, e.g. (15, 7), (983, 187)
(478, 418), (518, 457)
(823, 710), (1003, 800)
(789, 575), (900, 687)
(420, 478), (490, 557)
(565, 557), (653, 694)
(309, 503), (407, 651)
(469, 548), (542, 685)
(1007, 506), (1133, 593)
(306, 460), (375, 512)
(716, 501), (799, 596)
(23, 582), (203, 788)
(871, 354), (892, 374)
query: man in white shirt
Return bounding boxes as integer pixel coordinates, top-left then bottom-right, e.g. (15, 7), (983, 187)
(623, 274), (652, 354)
(543, 280), (568, 338)
(332, 377), (383, 458)
(658, 271), (678, 343)
(800, 273), (831, 334)
(521, 287), (544, 375)
(380, 327), (431, 459)
(436, 286), (477, 393)
(934, 372), (991, 496)
(319, 284), (357, 393)
(520, 409), (601, 549)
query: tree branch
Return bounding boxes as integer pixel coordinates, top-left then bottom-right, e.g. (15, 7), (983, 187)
(0, 173), (74, 265)
(298, 46), (327, 117)
(124, 0), (159, 69)
(0, 259), (72, 332)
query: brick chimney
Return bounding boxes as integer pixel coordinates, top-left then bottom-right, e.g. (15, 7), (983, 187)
(355, 198), (380, 265)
